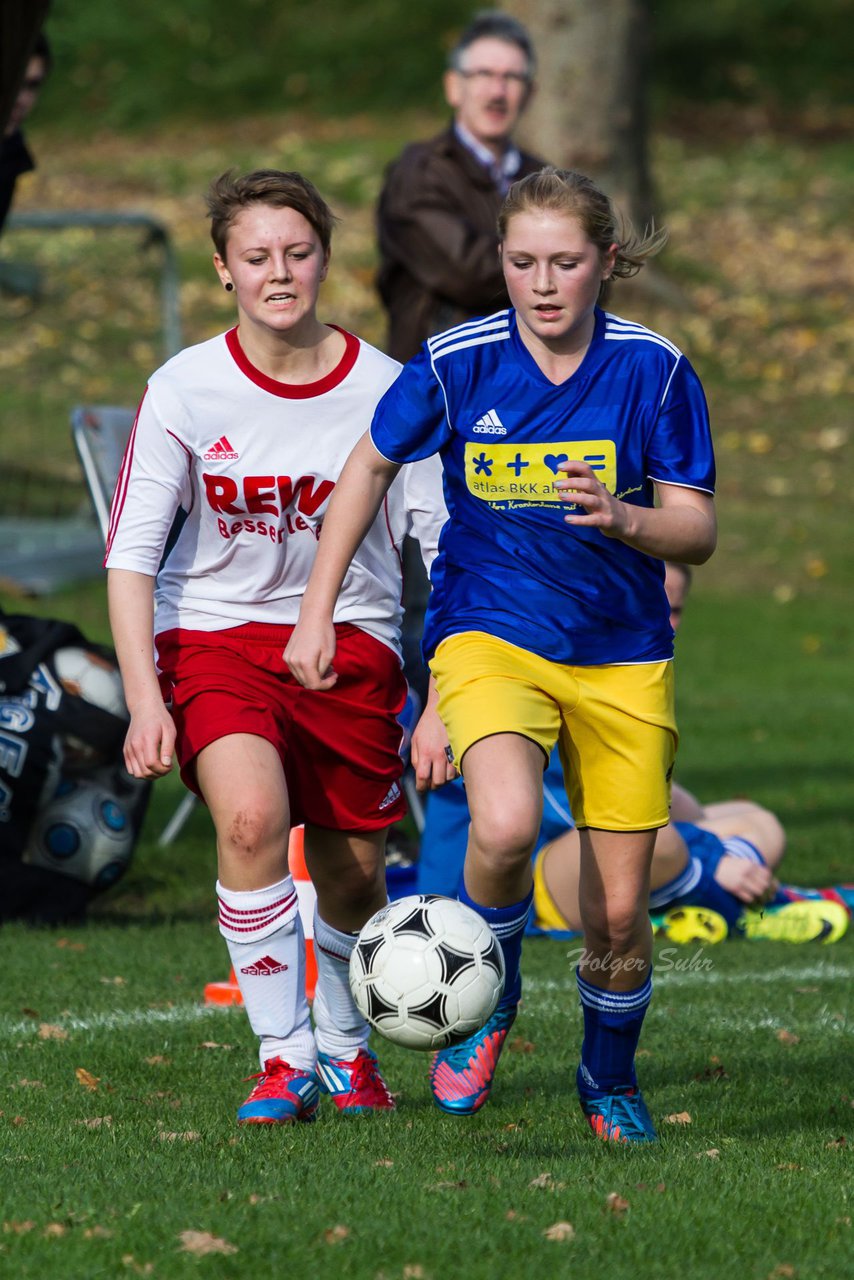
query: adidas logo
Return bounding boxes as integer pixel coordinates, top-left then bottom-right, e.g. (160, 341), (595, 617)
(203, 435), (239, 461)
(240, 954), (288, 976)
(472, 409), (506, 436)
(379, 781), (401, 811)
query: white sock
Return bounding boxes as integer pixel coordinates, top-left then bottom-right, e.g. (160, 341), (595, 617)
(312, 910), (371, 1061)
(217, 876), (316, 1072)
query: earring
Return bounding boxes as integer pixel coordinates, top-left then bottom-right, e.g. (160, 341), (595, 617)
(224, 281), (234, 292)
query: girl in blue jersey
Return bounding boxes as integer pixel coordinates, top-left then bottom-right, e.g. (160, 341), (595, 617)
(286, 167), (717, 1143)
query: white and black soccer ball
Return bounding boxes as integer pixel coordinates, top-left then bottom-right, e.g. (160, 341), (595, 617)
(24, 777), (134, 890)
(52, 646), (129, 769)
(349, 895), (505, 1051)
(53, 646), (128, 718)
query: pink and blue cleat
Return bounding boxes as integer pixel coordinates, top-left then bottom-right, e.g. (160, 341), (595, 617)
(316, 1048), (395, 1114)
(429, 1003), (517, 1115)
(577, 1067), (657, 1144)
(237, 1057), (320, 1125)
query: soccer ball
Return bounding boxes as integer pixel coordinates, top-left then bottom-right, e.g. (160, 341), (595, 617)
(349, 895), (505, 1051)
(24, 777), (135, 890)
(52, 646), (128, 768)
(53, 646), (128, 719)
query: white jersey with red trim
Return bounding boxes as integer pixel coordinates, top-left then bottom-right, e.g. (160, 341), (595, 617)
(104, 327), (447, 655)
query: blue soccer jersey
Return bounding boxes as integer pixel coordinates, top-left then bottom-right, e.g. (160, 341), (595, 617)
(371, 308), (714, 665)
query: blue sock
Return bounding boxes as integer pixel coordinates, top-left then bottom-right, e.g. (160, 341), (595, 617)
(576, 970), (652, 1094)
(458, 881), (532, 1008)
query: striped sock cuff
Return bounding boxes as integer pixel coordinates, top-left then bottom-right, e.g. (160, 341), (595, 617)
(458, 883), (533, 941)
(576, 970), (653, 1014)
(216, 876), (299, 943)
(313, 910), (359, 965)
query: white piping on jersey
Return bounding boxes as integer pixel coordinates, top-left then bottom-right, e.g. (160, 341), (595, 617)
(647, 474), (714, 495)
(648, 856), (703, 909)
(428, 309), (510, 352)
(603, 313), (682, 359)
(428, 313), (511, 362)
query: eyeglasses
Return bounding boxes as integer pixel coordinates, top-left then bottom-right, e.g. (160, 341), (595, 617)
(457, 69), (531, 88)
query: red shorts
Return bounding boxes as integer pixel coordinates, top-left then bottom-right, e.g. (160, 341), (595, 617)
(155, 622), (408, 831)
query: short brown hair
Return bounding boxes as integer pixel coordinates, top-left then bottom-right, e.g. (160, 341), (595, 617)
(498, 167), (667, 298)
(206, 169), (336, 260)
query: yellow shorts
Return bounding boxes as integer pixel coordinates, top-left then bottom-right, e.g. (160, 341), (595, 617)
(430, 631), (677, 831)
(532, 846), (570, 932)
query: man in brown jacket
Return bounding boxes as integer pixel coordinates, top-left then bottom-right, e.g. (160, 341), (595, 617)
(376, 12), (546, 363)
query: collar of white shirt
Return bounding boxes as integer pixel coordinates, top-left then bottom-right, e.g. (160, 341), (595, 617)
(453, 122), (522, 189)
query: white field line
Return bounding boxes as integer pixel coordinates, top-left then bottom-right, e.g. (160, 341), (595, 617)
(0, 963), (850, 1044)
(0, 1001), (230, 1042)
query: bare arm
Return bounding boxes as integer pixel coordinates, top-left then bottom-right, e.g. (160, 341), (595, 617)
(410, 674), (456, 792)
(556, 461), (717, 564)
(284, 433), (401, 689)
(107, 568), (176, 778)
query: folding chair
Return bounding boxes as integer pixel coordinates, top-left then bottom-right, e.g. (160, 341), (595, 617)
(71, 404), (197, 847)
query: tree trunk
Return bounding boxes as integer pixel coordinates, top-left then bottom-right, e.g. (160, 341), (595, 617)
(507, 0), (656, 229)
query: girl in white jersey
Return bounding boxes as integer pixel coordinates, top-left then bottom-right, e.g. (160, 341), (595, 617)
(105, 170), (452, 1126)
(286, 168), (717, 1143)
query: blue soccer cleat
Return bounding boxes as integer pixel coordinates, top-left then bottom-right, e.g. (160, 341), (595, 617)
(577, 1068), (657, 1144)
(316, 1048), (395, 1115)
(429, 1003), (517, 1115)
(237, 1057), (320, 1126)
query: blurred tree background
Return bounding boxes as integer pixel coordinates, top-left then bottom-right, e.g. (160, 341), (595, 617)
(35, 0), (851, 132)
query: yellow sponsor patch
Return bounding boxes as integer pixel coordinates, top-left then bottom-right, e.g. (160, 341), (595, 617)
(464, 440), (616, 506)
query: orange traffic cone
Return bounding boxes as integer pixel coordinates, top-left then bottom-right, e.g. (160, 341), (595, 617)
(287, 825), (318, 1001)
(203, 825), (317, 1005)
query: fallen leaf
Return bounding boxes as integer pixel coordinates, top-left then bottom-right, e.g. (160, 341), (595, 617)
(76, 1068), (100, 1092)
(3, 1222), (36, 1234)
(15, 1079), (44, 1089)
(664, 1111), (692, 1125)
(198, 1042), (234, 1051)
(177, 1230), (238, 1256)
(374, 1159), (394, 1167)
(606, 1192), (630, 1215)
(543, 1221), (575, 1242)
(56, 938), (86, 952)
(158, 1130), (201, 1142)
(76, 1116), (113, 1129)
(43, 1223), (66, 1238)
(507, 1037), (535, 1054)
(322, 1224), (350, 1245)
(38, 1023), (68, 1041)
(693, 1065), (729, 1081)
(402, 1268), (426, 1279)
(529, 1172), (555, 1189)
(777, 1030), (800, 1046)
(99, 976), (126, 986)
(505, 1209), (527, 1221)
(122, 1255), (154, 1275)
(826, 1136), (847, 1148)
(767, 1267), (796, 1279)
(83, 1225), (113, 1238)
(144, 1056), (171, 1066)
(697, 1149), (720, 1159)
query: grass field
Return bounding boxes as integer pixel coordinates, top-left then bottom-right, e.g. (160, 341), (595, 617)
(1, 102), (852, 1279)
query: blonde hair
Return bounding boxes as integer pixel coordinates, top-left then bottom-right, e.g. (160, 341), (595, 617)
(498, 167), (667, 295)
